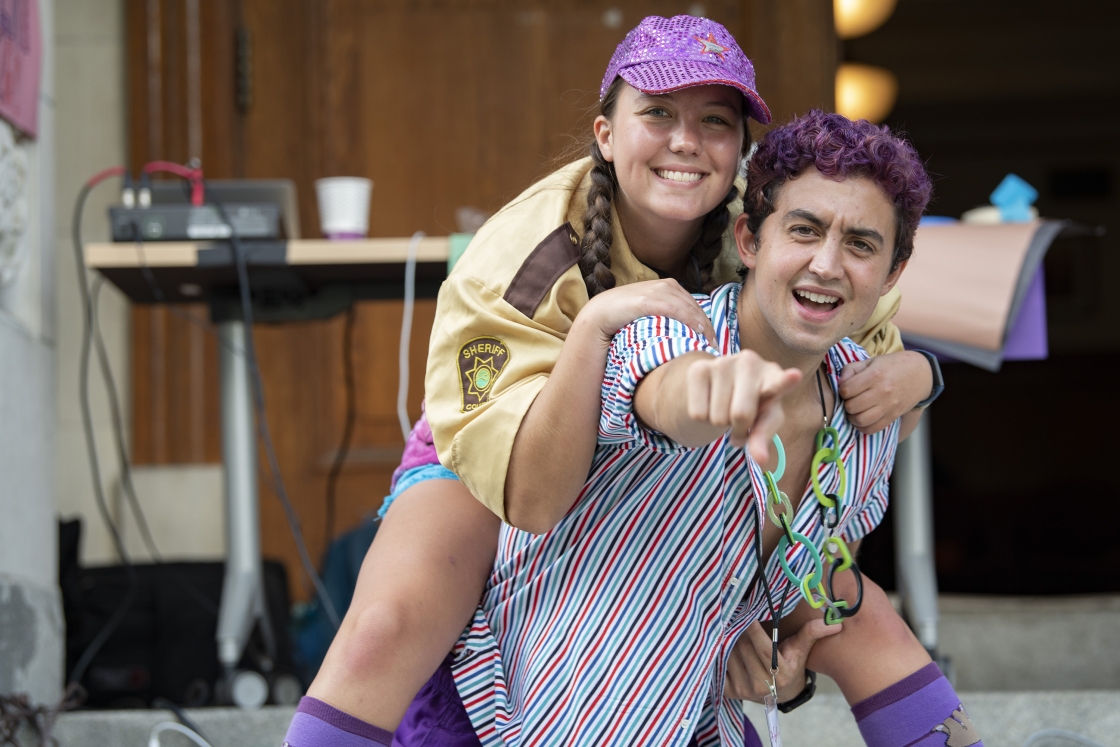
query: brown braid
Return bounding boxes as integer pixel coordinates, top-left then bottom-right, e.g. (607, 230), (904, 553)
(681, 181), (740, 294)
(579, 142), (618, 297)
(579, 77), (625, 298)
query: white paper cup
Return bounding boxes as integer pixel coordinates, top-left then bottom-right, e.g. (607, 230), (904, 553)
(315, 177), (373, 239)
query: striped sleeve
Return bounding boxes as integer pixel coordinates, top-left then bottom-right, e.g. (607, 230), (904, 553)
(598, 314), (719, 452)
(841, 420), (900, 543)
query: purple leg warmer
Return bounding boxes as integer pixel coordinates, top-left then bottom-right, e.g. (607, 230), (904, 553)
(284, 697), (394, 747)
(852, 663), (983, 747)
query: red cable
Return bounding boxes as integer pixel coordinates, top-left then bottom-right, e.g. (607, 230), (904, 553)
(84, 166), (127, 189)
(142, 160), (205, 206)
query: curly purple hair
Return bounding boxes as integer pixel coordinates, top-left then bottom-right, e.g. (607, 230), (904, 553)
(743, 110), (932, 270)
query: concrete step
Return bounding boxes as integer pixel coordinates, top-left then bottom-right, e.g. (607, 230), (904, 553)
(48, 595), (1120, 746)
(50, 693), (1120, 747)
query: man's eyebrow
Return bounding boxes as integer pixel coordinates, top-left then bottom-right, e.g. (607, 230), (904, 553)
(783, 209), (828, 230)
(847, 226), (885, 245)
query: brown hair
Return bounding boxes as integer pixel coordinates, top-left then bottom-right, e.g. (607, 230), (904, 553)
(578, 77), (752, 297)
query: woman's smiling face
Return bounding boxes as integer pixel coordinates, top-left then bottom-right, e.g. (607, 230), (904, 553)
(595, 82), (745, 231)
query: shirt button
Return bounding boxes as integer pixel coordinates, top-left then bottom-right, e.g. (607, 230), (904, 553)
(730, 576), (739, 586)
(681, 719), (691, 730)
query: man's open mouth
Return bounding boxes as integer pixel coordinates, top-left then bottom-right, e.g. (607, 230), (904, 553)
(794, 288), (841, 313)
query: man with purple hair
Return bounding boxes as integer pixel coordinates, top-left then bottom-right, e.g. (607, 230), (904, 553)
(405, 111), (980, 747)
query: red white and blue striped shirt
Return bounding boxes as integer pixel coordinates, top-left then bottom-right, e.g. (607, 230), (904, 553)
(451, 282), (898, 746)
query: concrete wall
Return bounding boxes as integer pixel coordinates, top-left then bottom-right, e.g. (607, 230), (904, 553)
(0, 0), (62, 705)
(53, 0), (132, 567)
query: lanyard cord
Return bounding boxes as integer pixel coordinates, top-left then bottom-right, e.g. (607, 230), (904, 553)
(751, 365), (831, 674)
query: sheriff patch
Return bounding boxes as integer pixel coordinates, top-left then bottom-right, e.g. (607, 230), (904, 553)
(458, 336), (510, 412)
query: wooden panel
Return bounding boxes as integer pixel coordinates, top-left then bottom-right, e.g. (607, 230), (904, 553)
(127, 0), (833, 599)
(740, 0), (836, 132)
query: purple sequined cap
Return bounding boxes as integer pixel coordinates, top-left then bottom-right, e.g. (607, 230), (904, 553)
(601, 15), (771, 124)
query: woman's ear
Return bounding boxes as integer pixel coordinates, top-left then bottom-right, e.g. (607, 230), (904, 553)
(734, 212), (759, 269)
(593, 115), (614, 162)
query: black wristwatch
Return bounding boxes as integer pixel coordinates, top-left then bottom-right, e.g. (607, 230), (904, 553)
(777, 669), (816, 713)
(911, 349), (944, 409)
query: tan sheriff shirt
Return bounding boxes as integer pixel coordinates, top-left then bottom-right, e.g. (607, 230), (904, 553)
(426, 158), (904, 520)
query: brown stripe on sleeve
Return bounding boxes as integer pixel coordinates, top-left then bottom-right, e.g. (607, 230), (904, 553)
(502, 222), (581, 318)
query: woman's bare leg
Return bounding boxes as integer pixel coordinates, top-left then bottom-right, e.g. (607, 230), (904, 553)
(307, 478), (500, 730)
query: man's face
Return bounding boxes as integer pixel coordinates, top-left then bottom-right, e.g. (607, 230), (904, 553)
(736, 167), (906, 357)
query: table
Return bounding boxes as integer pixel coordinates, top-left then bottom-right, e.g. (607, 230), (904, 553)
(86, 237), (451, 698)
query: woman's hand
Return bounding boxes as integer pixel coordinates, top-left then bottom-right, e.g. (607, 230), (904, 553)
(724, 619), (842, 703)
(838, 351), (933, 435)
(579, 278), (717, 345)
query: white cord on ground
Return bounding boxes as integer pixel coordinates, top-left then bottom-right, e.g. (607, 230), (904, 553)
(398, 230), (423, 440)
(1023, 729), (1107, 747)
(149, 721), (213, 747)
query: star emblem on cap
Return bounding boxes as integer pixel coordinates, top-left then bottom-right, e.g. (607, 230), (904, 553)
(693, 32), (728, 60)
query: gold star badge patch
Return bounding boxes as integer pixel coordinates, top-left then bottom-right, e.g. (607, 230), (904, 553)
(457, 336), (510, 412)
(694, 32), (728, 60)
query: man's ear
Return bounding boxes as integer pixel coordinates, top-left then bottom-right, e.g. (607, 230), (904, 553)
(593, 115), (614, 162)
(880, 258), (908, 296)
(734, 212), (759, 269)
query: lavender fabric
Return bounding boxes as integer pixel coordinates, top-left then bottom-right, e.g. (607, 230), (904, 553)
(853, 664), (984, 747)
(394, 657), (481, 747)
(600, 15), (771, 124)
(284, 697), (394, 747)
(1002, 266), (1048, 361)
(396, 658), (763, 746)
(390, 408), (440, 493)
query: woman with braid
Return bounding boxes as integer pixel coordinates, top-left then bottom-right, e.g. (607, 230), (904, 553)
(284, 16), (944, 747)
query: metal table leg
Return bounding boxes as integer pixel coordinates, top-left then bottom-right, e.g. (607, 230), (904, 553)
(893, 414), (940, 653)
(216, 319), (265, 673)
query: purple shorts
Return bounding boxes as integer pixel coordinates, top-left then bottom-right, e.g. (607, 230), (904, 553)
(394, 659), (760, 747)
(393, 656), (480, 747)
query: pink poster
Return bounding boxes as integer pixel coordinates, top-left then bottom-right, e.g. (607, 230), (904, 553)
(0, 0), (40, 137)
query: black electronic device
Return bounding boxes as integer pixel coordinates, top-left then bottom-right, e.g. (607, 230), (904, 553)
(110, 202), (282, 242)
(108, 178), (300, 242)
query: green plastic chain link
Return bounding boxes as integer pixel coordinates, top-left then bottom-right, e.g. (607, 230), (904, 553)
(810, 428), (847, 509)
(763, 431), (856, 624)
(770, 433), (786, 482)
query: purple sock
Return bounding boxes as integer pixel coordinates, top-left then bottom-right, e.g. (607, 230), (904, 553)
(852, 663), (983, 747)
(284, 697), (394, 747)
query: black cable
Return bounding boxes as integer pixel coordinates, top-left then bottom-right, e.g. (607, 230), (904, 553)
(213, 199), (341, 629)
(92, 274), (222, 619)
(69, 180), (138, 688)
(751, 507), (789, 673)
(324, 306), (358, 551)
(90, 275), (162, 562)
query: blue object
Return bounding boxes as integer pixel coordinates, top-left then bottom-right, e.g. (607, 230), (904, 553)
(448, 233), (474, 273)
(377, 464), (460, 518)
(990, 174), (1038, 223)
(919, 216), (957, 226)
